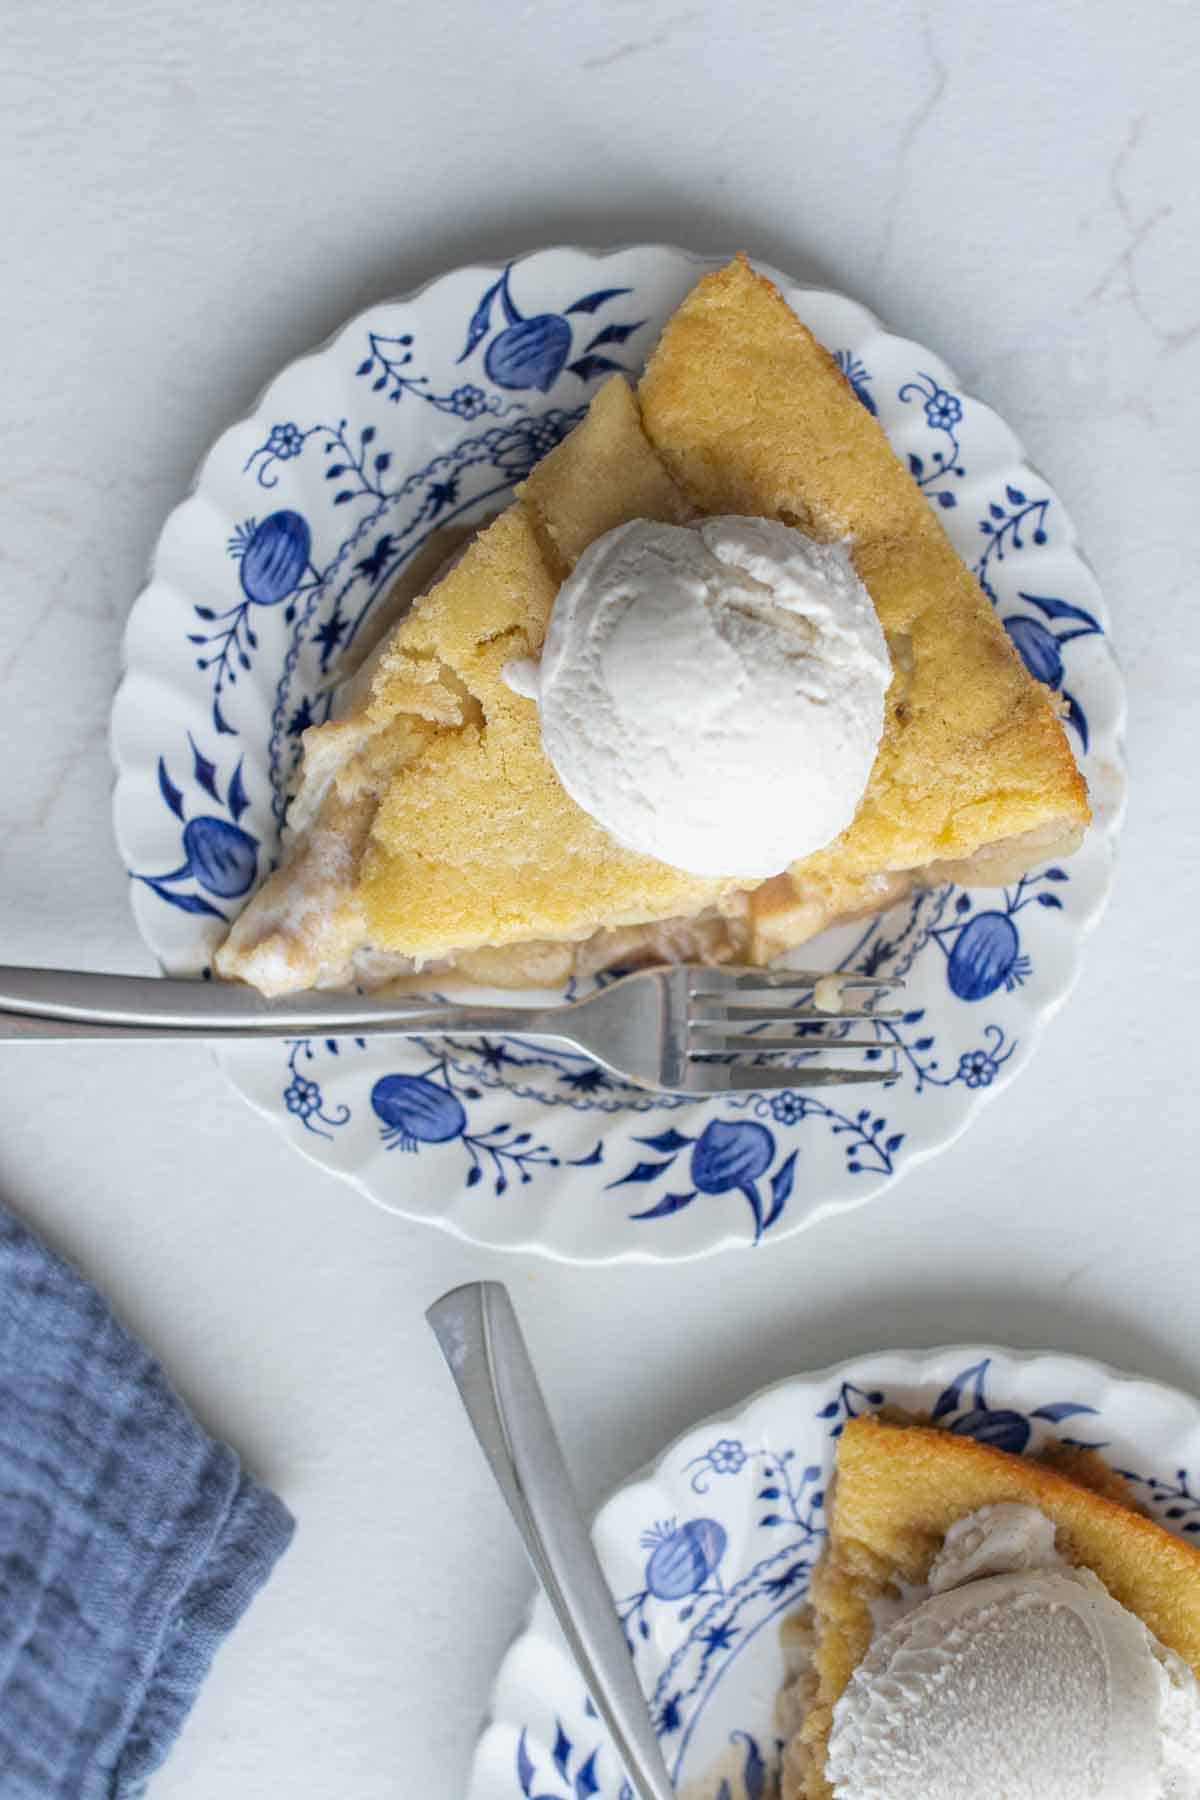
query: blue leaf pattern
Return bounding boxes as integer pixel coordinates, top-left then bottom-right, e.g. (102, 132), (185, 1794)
(227, 757), (250, 822)
(1018, 590), (1101, 629)
(130, 258), (1110, 1276)
(634, 1129), (693, 1154)
(609, 1158), (677, 1187)
(137, 879), (225, 920)
(506, 1360), (1159, 1800)
(517, 1729), (536, 1796)
(565, 287), (632, 314)
(931, 1382), (962, 1421)
(457, 275), (503, 364)
(629, 1191), (698, 1221)
(764, 1151), (797, 1231)
(567, 353), (628, 381)
(189, 735), (221, 802)
(157, 757), (184, 822)
(583, 320), (645, 351)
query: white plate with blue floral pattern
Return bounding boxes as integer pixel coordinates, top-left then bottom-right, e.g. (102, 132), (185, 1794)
(111, 247), (1124, 1263)
(467, 1347), (1200, 1800)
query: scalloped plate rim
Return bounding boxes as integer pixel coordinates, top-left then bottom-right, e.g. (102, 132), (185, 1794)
(469, 1344), (1199, 1797)
(108, 244), (1126, 1264)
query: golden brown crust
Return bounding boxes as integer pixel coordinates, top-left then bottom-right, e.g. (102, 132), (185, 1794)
(220, 259), (1090, 989)
(639, 254), (1090, 919)
(357, 381), (732, 960)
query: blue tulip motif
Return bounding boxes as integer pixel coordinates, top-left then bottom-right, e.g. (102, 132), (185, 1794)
(235, 509), (312, 606)
(931, 866), (1070, 1002)
(692, 1120), (774, 1204)
(949, 1408), (1031, 1454)
(486, 313), (572, 392)
(931, 1358), (1099, 1453)
(617, 1514), (730, 1647)
(692, 1119), (798, 1242)
(616, 1118), (799, 1242)
(455, 265), (645, 392)
(643, 1517), (728, 1601)
(371, 1074), (467, 1152)
(945, 910), (1023, 1001)
(1005, 615), (1062, 687)
(133, 739), (257, 921)
(370, 1061), (563, 1193)
(1003, 591), (1102, 752)
(192, 508), (316, 734)
(181, 817), (258, 898)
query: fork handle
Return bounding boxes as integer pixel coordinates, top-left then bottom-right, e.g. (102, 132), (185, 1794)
(0, 1012), (575, 1044)
(427, 1284), (676, 1800)
(0, 966), (568, 1041)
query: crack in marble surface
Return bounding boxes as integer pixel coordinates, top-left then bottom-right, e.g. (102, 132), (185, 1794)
(872, 12), (949, 282)
(582, 10), (698, 70)
(1088, 113), (1199, 353)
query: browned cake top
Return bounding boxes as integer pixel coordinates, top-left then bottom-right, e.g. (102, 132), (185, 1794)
(222, 255), (1089, 975)
(834, 1416), (1200, 1677)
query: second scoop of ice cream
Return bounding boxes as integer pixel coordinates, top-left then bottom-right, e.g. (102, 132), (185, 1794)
(827, 1504), (1200, 1800)
(505, 516), (891, 879)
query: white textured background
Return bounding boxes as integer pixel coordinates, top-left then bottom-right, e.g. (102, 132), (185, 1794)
(2, 1), (1198, 1793)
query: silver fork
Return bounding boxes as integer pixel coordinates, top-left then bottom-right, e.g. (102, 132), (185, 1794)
(0, 964), (901, 1094)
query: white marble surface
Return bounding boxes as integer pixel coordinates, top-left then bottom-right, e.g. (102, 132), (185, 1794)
(1, 1), (1198, 1792)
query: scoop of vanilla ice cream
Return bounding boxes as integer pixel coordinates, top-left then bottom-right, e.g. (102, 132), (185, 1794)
(827, 1505), (1200, 1800)
(506, 516), (891, 878)
(929, 1500), (1063, 1589)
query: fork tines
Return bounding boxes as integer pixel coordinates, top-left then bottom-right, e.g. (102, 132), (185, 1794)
(688, 966), (903, 1027)
(682, 965), (904, 1089)
(688, 968), (897, 993)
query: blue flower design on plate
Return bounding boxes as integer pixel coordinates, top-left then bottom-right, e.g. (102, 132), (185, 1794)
(898, 370), (965, 508)
(1115, 1467), (1200, 1536)
(114, 248), (1120, 1262)
(933, 869), (1067, 1002)
(516, 1720), (634, 1800)
(265, 421), (304, 461)
(282, 1038), (360, 1140)
(131, 738), (257, 920)
(816, 1358), (1103, 1453)
(833, 349), (877, 414)
(189, 510), (318, 733)
(605, 1120), (798, 1243)
(604, 1098), (912, 1242)
(367, 1054), (603, 1195)
(496, 1358), (1183, 1800)
(926, 1358), (1104, 1453)
(1003, 591), (1104, 751)
(975, 483), (1051, 601)
(817, 1381), (886, 1437)
(643, 1518), (728, 1603)
(456, 265), (646, 391)
(234, 387), (587, 810)
(698, 1439), (747, 1479)
(515, 1720), (767, 1800)
(355, 330), (509, 417)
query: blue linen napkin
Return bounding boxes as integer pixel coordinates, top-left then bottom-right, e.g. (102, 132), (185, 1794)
(0, 1202), (295, 1797)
